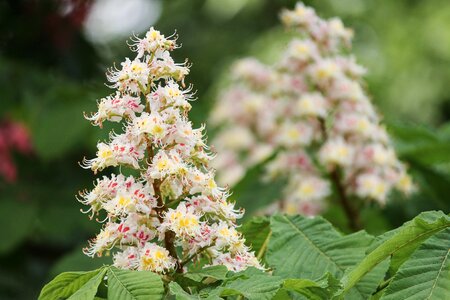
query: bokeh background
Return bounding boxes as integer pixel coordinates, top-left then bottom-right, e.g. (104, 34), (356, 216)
(1, 0), (450, 298)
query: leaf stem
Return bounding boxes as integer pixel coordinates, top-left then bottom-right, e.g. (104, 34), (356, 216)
(374, 277), (392, 295)
(257, 230), (272, 260)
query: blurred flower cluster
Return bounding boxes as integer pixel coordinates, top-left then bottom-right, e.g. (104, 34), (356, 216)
(210, 2), (414, 216)
(0, 120), (32, 183)
(79, 28), (261, 273)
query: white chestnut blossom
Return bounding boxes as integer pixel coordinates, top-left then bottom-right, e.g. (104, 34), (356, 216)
(85, 92), (144, 127)
(210, 2), (414, 217)
(79, 28), (261, 274)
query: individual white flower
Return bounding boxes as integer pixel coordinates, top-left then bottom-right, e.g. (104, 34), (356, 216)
(130, 27), (176, 58)
(280, 2), (317, 28)
(148, 150), (184, 179)
(86, 92), (144, 126)
(211, 251), (263, 272)
(107, 58), (151, 94)
(232, 58), (273, 87)
(113, 247), (139, 270)
(214, 221), (245, 253)
(82, 133), (145, 173)
(131, 112), (168, 141)
(138, 243), (176, 272)
(357, 144), (397, 167)
(395, 171), (415, 195)
(163, 203), (202, 238)
(308, 59), (341, 85)
(326, 18), (353, 48)
(150, 80), (192, 112)
(83, 223), (119, 257)
(329, 77), (368, 102)
(181, 223), (215, 256)
(277, 121), (315, 147)
(285, 39), (318, 64)
(151, 50), (190, 82)
(333, 113), (375, 137)
(319, 138), (354, 167)
(293, 176), (331, 202)
(294, 92), (328, 117)
(355, 173), (390, 204)
(217, 199), (244, 221)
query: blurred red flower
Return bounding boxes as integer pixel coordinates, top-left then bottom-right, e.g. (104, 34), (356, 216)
(0, 120), (33, 183)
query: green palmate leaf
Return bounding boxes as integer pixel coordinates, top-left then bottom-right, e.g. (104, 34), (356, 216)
(381, 227), (450, 300)
(39, 267), (106, 300)
(283, 272), (341, 300)
(219, 274), (284, 300)
(183, 265), (229, 282)
(169, 282), (199, 300)
(239, 216), (271, 259)
(400, 141), (450, 165)
(272, 288), (292, 300)
(369, 211), (450, 275)
(107, 267), (164, 300)
(388, 123), (439, 146)
(266, 215), (388, 300)
(339, 211), (450, 298)
(389, 122), (450, 165)
(68, 269), (108, 300)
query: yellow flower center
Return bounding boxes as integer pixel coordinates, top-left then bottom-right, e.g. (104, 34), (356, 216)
(178, 217), (198, 229)
(118, 196), (131, 207)
(286, 203), (297, 214)
(299, 184), (314, 196)
(150, 30), (160, 40)
(208, 178), (217, 189)
(295, 7), (306, 16)
(374, 183), (386, 196)
(141, 256), (155, 269)
(154, 250), (166, 260)
(99, 148), (113, 159)
(219, 227), (230, 236)
(337, 146), (349, 158)
(131, 64), (143, 73)
(317, 69), (330, 79)
(168, 88), (180, 97)
(151, 125), (164, 136)
(299, 98), (313, 111)
(398, 175), (412, 190)
(296, 44), (310, 55)
(357, 119), (369, 132)
(170, 211), (182, 221)
(157, 158), (169, 171)
(288, 128), (300, 140)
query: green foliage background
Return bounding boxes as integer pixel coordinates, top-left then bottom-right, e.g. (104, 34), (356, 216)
(1, 0), (450, 299)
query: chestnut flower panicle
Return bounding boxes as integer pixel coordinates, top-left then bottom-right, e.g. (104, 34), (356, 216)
(210, 3), (414, 216)
(79, 27), (261, 274)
